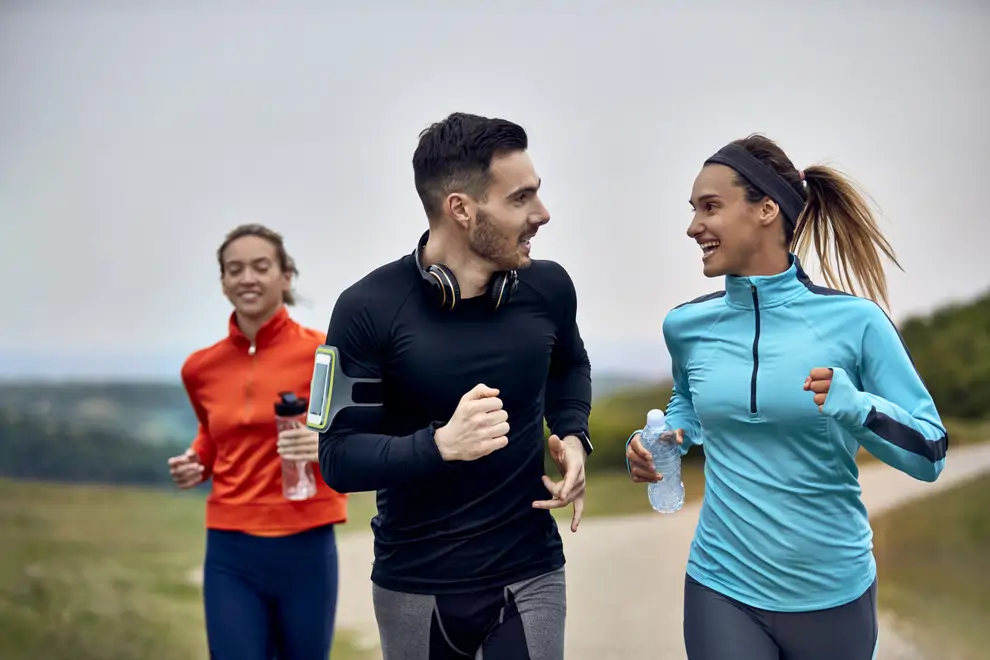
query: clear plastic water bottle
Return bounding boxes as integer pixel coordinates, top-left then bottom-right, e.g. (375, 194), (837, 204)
(642, 408), (684, 513)
(274, 392), (317, 501)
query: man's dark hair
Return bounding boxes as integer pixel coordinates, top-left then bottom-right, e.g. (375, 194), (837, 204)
(412, 112), (528, 220)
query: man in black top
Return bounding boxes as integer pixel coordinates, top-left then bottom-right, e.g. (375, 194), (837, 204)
(318, 112), (593, 660)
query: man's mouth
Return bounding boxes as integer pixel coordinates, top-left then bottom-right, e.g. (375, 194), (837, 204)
(520, 233), (535, 253)
(700, 241), (720, 261)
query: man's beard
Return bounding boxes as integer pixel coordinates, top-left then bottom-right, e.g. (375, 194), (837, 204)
(468, 209), (524, 270)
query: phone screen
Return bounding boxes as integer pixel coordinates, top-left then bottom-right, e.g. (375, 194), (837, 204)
(309, 361), (330, 417)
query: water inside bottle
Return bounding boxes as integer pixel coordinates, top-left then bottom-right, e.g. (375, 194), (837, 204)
(275, 392), (318, 501)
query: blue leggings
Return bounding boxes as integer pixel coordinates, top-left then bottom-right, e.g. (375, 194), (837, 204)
(203, 524), (339, 660)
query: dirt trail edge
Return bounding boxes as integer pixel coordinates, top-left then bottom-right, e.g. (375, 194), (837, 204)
(331, 444), (990, 659)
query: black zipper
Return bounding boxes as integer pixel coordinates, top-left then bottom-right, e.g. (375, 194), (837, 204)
(750, 285), (760, 415)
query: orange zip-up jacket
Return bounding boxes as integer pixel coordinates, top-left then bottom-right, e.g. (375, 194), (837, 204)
(180, 306), (348, 535)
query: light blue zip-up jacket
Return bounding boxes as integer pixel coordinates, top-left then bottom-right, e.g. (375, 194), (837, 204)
(634, 255), (948, 612)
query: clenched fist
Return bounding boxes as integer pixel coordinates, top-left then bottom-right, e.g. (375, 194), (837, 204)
(434, 383), (510, 462)
(804, 367), (833, 412)
(168, 449), (204, 489)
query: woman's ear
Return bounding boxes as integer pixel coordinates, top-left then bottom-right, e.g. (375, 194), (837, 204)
(759, 198), (781, 227)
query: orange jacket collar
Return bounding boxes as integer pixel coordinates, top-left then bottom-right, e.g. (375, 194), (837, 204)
(227, 305), (292, 351)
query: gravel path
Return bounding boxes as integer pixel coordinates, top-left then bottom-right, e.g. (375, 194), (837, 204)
(329, 443), (990, 659)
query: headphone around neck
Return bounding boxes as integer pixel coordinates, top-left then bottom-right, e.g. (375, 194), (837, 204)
(413, 230), (518, 312)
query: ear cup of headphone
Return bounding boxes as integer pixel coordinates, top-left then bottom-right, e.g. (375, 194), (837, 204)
(413, 231), (516, 312)
(488, 270), (518, 311)
(426, 263), (460, 311)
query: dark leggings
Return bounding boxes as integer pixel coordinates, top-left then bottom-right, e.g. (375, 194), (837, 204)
(683, 573), (879, 660)
(203, 524), (339, 660)
(372, 567), (567, 659)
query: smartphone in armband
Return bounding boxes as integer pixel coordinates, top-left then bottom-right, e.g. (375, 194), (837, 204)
(306, 344), (382, 433)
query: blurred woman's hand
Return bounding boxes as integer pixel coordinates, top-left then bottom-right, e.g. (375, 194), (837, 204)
(277, 427), (319, 462)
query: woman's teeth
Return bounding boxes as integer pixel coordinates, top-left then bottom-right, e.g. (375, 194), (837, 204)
(700, 241), (720, 260)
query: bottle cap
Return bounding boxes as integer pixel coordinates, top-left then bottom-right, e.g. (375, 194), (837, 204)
(646, 408), (666, 428)
(274, 391), (308, 417)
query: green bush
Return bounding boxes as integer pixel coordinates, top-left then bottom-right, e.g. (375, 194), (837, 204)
(943, 417), (990, 447)
(899, 289), (990, 420)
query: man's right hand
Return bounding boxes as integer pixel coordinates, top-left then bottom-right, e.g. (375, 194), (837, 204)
(168, 448), (205, 489)
(626, 429), (684, 483)
(434, 383), (510, 462)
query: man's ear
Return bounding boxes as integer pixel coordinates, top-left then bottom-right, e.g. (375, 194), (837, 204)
(445, 193), (474, 229)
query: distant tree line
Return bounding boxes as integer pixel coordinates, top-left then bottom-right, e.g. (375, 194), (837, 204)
(0, 381), (197, 441)
(0, 409), (184, 487)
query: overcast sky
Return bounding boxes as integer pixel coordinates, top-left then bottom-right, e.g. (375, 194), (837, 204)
(2, 1), (988, 379)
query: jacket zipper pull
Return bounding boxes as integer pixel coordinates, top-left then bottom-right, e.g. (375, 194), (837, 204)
(248, 343), (256, 356)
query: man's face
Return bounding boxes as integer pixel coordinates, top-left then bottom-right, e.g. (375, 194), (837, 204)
(467, 150), (551, 271)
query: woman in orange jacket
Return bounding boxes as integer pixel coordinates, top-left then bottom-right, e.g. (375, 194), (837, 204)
(167, 223), (348, 660)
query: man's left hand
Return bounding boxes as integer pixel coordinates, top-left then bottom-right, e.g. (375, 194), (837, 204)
(532, 434), (587, 532)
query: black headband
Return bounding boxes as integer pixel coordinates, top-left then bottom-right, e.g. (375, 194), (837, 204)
(704, 144), (806, 229)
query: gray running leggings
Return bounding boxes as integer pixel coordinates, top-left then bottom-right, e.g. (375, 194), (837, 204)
(372, 568), (566, 660)
(684, 573), (879, 660)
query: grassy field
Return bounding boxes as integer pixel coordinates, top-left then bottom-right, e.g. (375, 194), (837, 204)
(0, 479), (380, 660)
(872, 473), (990, 660)
(0, 465), (704, 660)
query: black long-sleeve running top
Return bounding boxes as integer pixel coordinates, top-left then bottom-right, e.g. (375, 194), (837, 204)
(318, 249), (592, 595)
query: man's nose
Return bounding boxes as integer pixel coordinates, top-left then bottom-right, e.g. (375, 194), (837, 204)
(534, 199), (551, 225)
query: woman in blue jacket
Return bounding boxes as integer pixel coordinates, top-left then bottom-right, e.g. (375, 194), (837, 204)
(625, 134), (948, 660)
